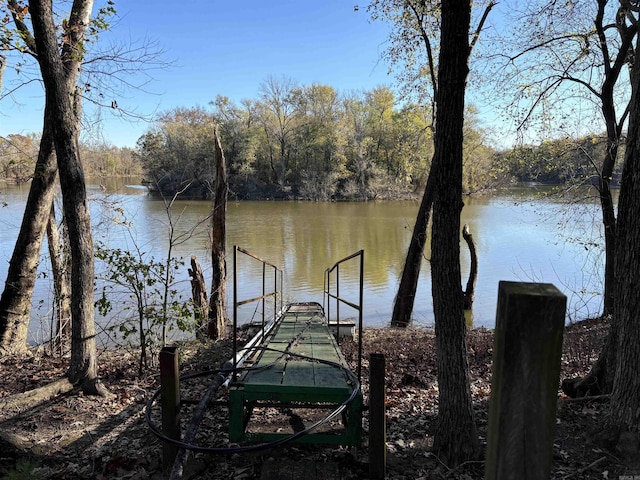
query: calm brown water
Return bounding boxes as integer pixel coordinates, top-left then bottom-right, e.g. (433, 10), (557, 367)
(0, 179), (604, 344)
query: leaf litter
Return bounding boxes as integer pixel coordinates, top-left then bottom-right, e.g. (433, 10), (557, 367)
(0, 318), (637, 479)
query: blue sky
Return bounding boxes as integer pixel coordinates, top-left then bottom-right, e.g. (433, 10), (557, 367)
(1, 1), (394, 148)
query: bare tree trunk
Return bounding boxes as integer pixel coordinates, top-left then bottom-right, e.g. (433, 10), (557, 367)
(47, 202), (71, 351)
(0, 0), (84, 354)
(30, 0), (106, 396)
(390, 174), (435, 327)
(595, 0), (635, 318)
(608, 36), (640, 443)
(0, 116), (58, 354)
(189, 256), (208, 340)
(430, 0), (480, 465)
(209, 127), (228, 339)
(560, 2), (637, 399)
(562, 325), (616, 397)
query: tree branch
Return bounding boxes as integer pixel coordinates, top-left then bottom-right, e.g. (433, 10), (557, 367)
(470, 1), (496, 53)
(7, 0), (37, 55)
(406, 0), (438, 99)
(0, 54), (5, 92)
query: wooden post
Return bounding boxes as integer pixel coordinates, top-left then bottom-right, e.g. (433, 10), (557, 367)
(369, 353), (386, 479)
(485, 281), (566, 480)
(160, 346), (181, 471)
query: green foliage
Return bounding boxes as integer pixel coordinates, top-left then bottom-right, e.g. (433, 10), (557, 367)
(135, 107), (217, 198)
(89, 0), (117, 40)
(462, 108), (503, 193)
(495, 134), (621, 186)
(95, 241), (193, 374)
(136, 82), (478, 200)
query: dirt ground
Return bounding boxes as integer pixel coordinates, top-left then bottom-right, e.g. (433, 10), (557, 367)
(0, 319), (638, 479)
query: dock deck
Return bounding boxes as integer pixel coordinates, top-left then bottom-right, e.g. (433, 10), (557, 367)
(228, 302), (362, 446)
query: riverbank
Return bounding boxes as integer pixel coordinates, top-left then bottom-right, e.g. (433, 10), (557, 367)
(1, 318), (634, 479)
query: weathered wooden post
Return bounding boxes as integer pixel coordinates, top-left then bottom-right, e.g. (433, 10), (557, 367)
(369, 353), (386, 479)
(160, 346), (181, 471)
(485, 281), (566, 480)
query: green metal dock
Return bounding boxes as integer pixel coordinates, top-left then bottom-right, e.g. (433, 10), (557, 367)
(228, 302), (362, 446)
(146, 247), (367, 471)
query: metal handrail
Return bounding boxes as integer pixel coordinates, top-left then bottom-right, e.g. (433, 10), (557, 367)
(232, 245), (283, 379)
(323, 249), (364, 382)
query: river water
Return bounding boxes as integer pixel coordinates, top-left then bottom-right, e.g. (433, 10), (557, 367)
(0, 179), (605, 345)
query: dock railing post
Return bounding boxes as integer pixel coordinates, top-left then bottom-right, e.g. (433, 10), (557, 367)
(485, 281), (566, 480)
(336, 264), (340, 344)
(369, 353), (386, 479)
(160, 346), (181, 471)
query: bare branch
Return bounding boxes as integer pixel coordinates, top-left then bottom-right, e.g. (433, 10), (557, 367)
(470, 1), (496, 53)
(406, 0), (438, 98)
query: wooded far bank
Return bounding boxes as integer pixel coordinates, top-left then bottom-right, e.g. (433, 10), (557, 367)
(1, 85), (623, 201)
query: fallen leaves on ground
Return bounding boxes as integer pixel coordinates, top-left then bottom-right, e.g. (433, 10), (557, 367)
(0, 318), (636, 479)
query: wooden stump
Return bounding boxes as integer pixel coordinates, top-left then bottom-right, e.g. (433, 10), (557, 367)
(188, 256), (208, 339)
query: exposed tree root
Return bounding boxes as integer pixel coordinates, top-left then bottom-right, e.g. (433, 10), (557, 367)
(80, 377), (111, 397)
(0, 377), (73, 412)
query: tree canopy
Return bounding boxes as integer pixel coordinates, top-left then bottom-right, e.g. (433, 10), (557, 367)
(135, 84), (502, 200)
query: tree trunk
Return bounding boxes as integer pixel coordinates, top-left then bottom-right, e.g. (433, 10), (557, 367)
(0, 112), (58, 354)
(46, 202), (71, 352)
(0, 377), (73, 412)
(188, 256), (208, 339)
(209, 127), (228, 339)
(0, 0), (88, 354)
(559, 0), (637, 399)
(562, 323), (616, 397)
(595, 0), (634, 318)
(608, 36), (640, 443)
(586, 53), (625, 398)
(390, 174), (435, 327)
(30, 0), (106, 396)
(430, 0), (480, 465)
